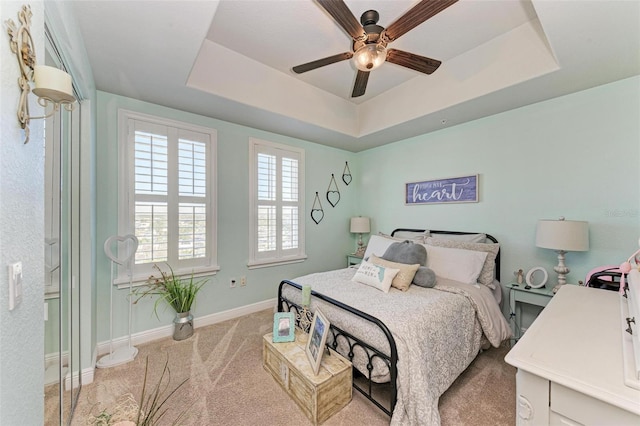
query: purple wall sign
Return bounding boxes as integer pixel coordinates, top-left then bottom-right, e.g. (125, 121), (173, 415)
(406, 175), (478, 205)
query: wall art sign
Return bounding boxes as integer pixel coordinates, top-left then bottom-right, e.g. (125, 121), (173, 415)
(405, 174), (478, 205)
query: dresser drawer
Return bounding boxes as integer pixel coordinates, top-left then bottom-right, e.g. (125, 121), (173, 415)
(550, 382), (639, 425)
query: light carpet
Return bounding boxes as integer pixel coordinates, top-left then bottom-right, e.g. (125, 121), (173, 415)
(69, 309), (515, 425)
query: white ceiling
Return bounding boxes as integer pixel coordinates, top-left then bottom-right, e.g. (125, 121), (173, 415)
(71, 0), (640, 152)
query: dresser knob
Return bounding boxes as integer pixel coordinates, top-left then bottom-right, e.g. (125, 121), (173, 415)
(626, 317), (635, 335)
(517, 395), (534, 421)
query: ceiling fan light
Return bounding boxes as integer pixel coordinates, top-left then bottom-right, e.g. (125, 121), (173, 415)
(354, 44), (387, 72)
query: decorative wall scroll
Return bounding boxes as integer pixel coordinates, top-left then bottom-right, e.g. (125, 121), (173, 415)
(405, 174), (478, 205)
(311, 192), (324, 224)
(342, 162), (352, 185)
(326, 174), (340, 207)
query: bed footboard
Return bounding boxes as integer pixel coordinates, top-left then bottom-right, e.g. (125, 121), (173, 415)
(278, 280), (398, 416)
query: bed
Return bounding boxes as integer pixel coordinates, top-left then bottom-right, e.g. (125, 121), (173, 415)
(277, 229), (512, 425)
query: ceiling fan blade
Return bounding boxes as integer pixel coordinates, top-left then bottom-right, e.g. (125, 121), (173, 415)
(292, 52), (353, 74)
(386, 49), (441, 74)
(351, 70), (369, 98)
(317, 0), (366, 41)
(384, 0), (458, 42)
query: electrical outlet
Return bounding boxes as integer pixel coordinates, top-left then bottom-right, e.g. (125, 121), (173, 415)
(240, 276), (246, 287)
(8, 261), (23, 311)
(230, 278), (237, 288)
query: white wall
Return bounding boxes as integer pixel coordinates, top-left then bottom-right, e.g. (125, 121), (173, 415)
(0, 2), (45, 424)
(357, 76), (640, 315)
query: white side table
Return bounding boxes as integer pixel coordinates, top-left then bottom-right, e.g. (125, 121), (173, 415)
(346, 254), (363, 267)
(507, 282), (554, 340)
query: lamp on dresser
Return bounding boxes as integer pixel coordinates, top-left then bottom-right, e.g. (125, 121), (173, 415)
(350, 216), (370, 257)
(536, 217), (589, 293)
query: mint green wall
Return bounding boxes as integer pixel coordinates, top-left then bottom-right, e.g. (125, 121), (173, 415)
(96, 77), (639, 342)
(96, 91), (358, 341)
(357, 76), (640, 311)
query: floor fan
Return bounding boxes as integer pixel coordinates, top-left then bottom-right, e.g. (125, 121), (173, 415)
(97, 234), (139, 368)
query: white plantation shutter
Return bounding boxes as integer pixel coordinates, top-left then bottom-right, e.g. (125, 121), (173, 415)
(177, 136), (207, 260)
(133, 126), (169, 264)
(119, 110), (218, 282)
(281, 157), (299, 251)
(257, 153), (276, 252)
(249, 139), (305, 267)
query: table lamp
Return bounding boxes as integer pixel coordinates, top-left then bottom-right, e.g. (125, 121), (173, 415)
(536, 217), (589, 293)
(350, 217), (370, 256)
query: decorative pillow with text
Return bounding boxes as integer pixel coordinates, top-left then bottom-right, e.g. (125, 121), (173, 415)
(369, 254), (420, 291)
(352, 260), (399, 293)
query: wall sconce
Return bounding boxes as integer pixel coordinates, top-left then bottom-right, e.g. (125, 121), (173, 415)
(6, 5), (76, 144)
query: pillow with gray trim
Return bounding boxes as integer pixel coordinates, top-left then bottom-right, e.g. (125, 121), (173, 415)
(424, 237), (499, 289)
(388, 230), (429, 243)
(430, 233), (487, 243)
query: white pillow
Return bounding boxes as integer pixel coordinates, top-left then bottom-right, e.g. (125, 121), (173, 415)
(362, 234), (399, 261)
(352, 260), (399, 293)
(425, 245), (488, 285)
(425, 237), (499, 289)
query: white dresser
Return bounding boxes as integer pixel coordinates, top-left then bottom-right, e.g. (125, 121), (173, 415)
(505, 285), (640, 425)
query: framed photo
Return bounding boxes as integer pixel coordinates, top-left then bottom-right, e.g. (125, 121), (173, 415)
(406, 174), (478, 205)
(305, 308), (330, 375)
(272, 312), (295, 343)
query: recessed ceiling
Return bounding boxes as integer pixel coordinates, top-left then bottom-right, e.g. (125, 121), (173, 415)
(71, 0), (640, 152)
(206, 0), (537, 103)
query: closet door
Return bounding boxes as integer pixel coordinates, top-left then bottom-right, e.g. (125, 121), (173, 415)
(42, 30), (83, 426)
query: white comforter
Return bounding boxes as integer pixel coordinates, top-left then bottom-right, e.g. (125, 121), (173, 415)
(283, 267), (511, 426)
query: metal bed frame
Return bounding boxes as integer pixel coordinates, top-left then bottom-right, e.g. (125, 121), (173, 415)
(277, 228), (500, 416)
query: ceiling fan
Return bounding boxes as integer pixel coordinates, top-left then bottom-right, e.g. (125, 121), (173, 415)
(292, 0), (458, 98)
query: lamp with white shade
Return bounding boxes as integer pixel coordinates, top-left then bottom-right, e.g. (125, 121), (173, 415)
(350, 217), (371, 256)
(536, 217), (589, 293)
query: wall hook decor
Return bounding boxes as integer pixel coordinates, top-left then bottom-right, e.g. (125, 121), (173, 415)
(311, 192), (324, 224)
(326, 173), (340, 207)
(342, 161), (352, 185)
(6, 5), (76, 144)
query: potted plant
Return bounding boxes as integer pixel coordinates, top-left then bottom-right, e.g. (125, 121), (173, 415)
(88, 356), (189, 425)
(135, 264), (206, 340)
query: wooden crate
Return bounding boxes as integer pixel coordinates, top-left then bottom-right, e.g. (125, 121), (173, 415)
(263, 332), (352, 425)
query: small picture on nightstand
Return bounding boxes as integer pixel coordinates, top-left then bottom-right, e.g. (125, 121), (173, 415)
(525, 267), (548, 289)
(272, 312), (295, 343)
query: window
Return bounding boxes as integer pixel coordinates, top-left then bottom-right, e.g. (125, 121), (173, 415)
(118, 110), (218, 283)
(249, 138), (306, 268)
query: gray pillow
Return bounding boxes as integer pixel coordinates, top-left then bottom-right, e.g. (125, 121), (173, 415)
(381, 241), (427, 266)
(413, 267), (437, 288)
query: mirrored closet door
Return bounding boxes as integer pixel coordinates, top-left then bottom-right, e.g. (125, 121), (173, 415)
(42, 25), (83, 426)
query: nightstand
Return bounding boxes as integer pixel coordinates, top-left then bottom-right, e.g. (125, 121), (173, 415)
(346, 254), (363, 267)
(507, 282), (555, 340)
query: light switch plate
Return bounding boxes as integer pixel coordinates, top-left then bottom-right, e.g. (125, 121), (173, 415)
(8, 262), (23, 311)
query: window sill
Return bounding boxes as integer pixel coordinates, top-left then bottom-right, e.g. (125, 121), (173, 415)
(247, 255), (307, 270)
(115, 265), (220, 289)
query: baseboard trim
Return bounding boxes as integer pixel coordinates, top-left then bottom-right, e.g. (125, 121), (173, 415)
(96, 298), (276, 358)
